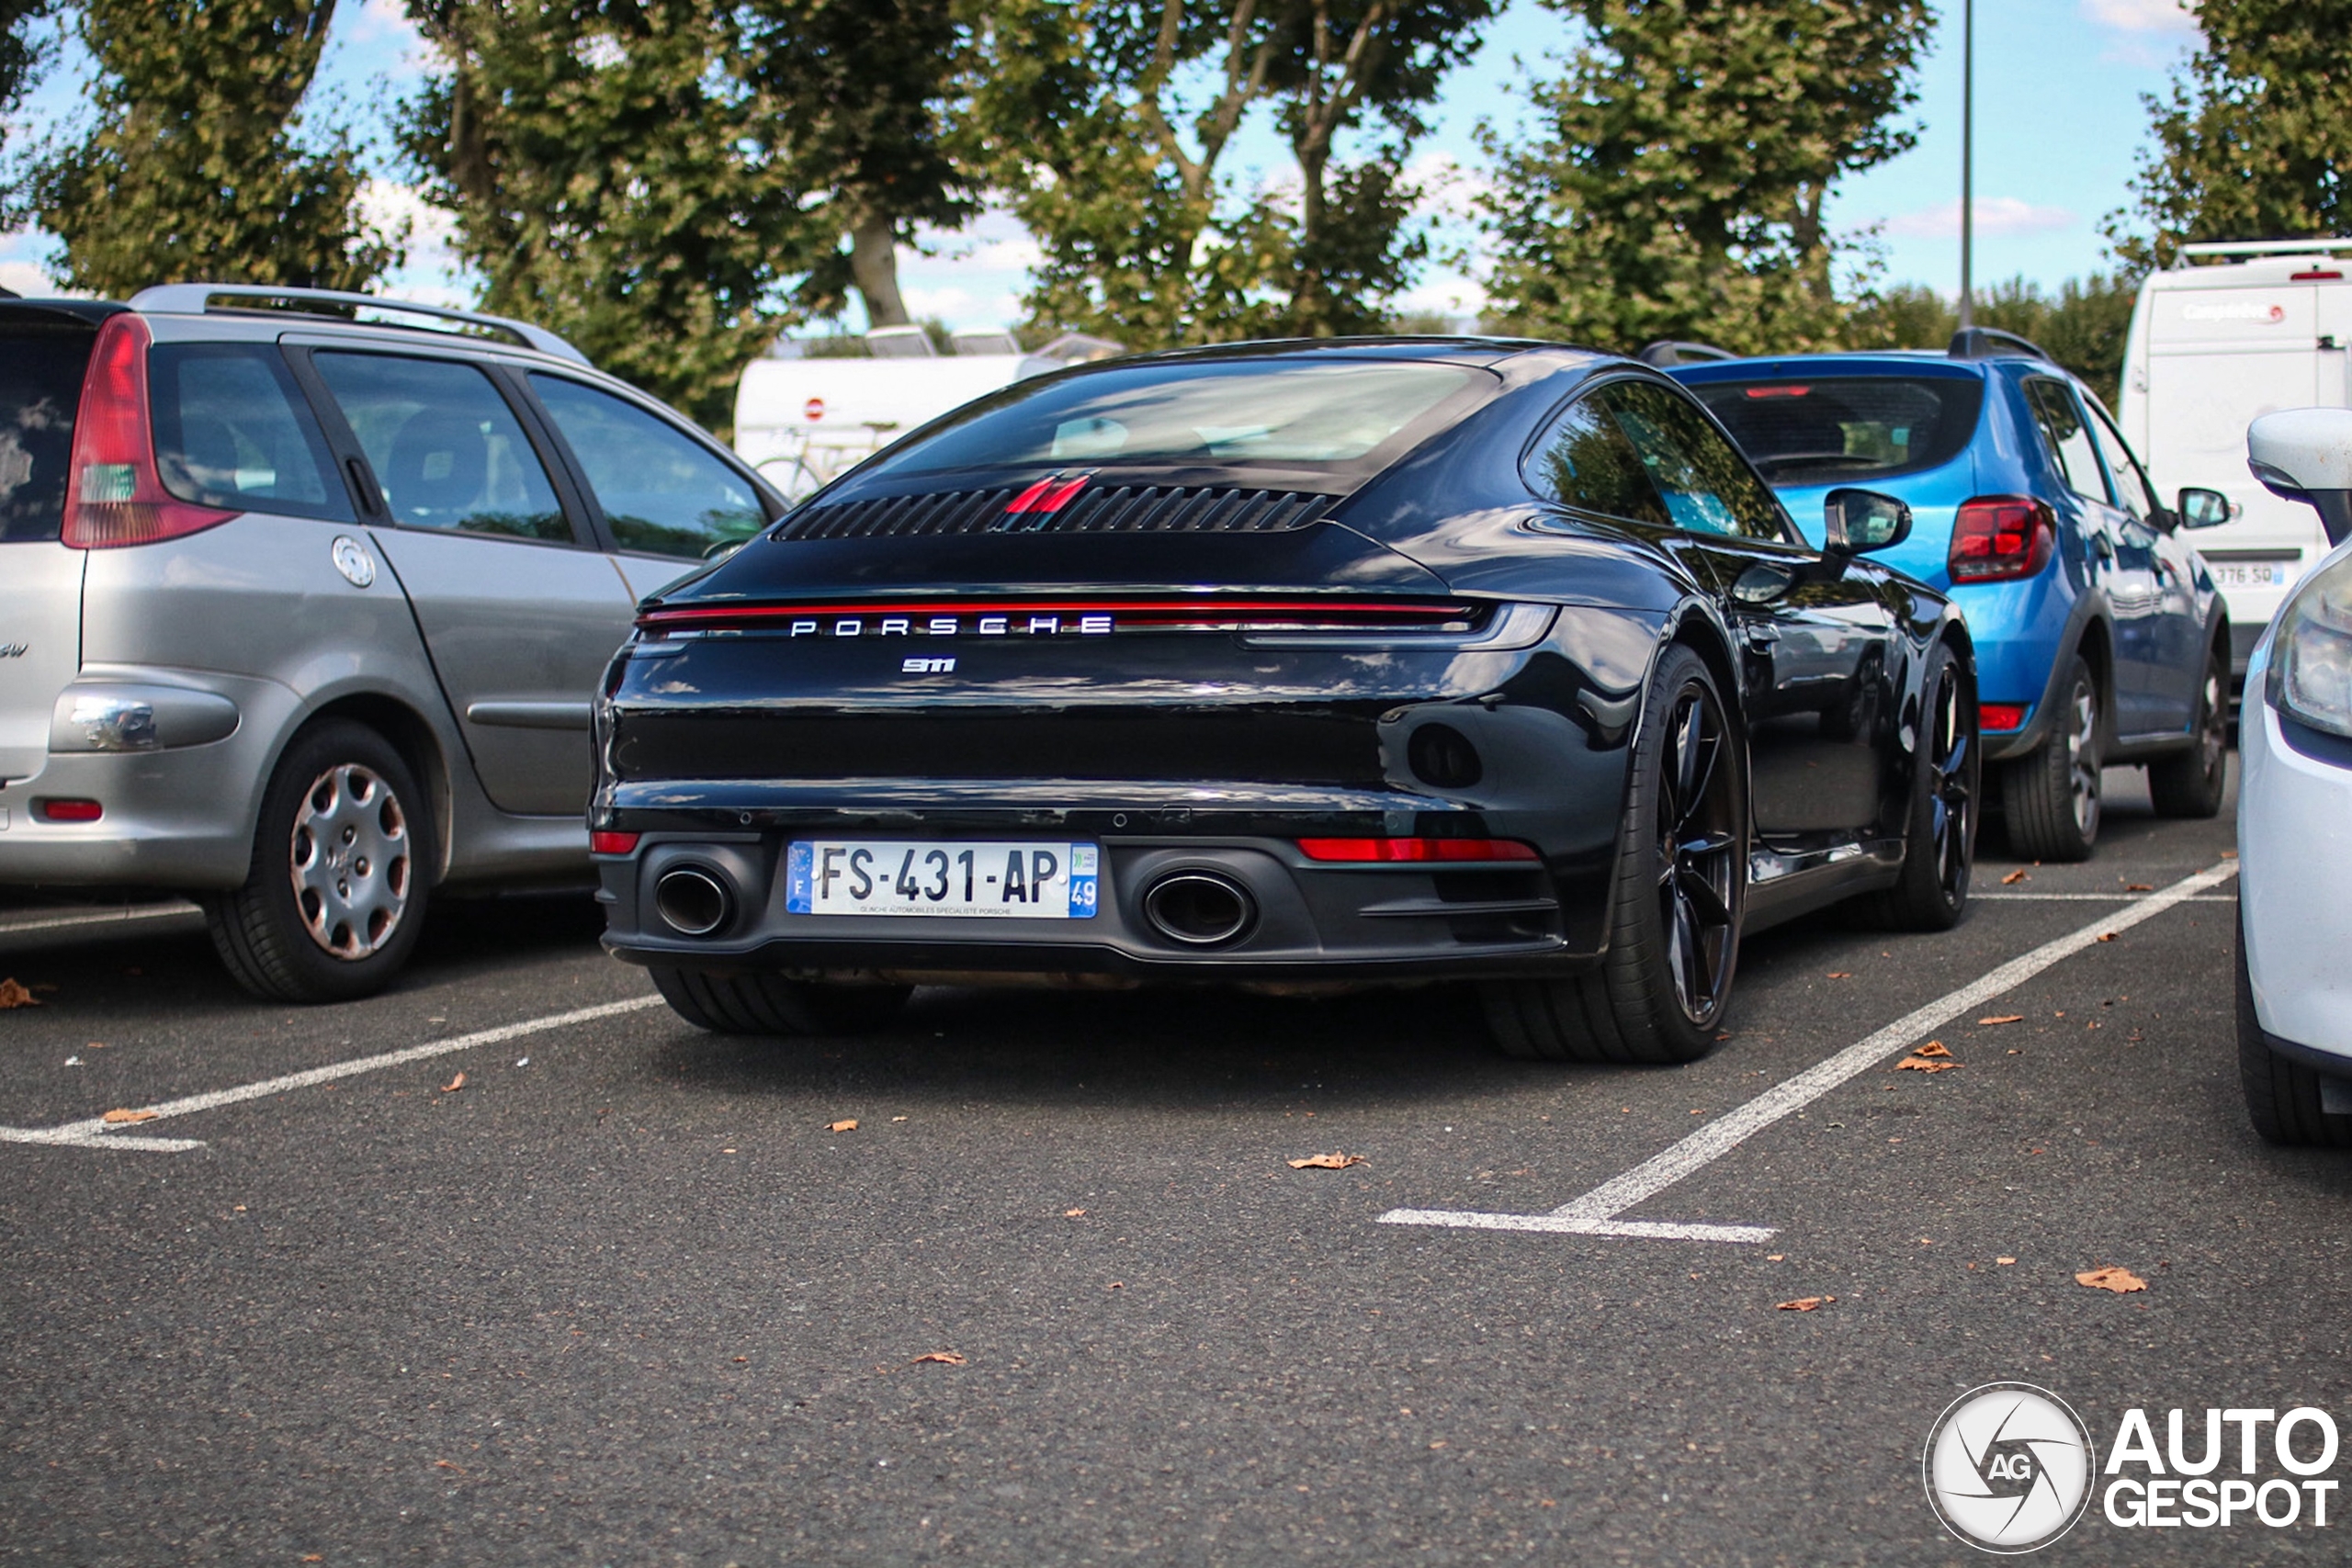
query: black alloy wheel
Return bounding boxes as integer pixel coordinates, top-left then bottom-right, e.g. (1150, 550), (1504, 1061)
(2236, 915), (2352, 1147)
(2148, 639), (2229, 818)
(1869, 643), (1977, 931)
(1484, 645), (1746, 1064)
(2003, 654), (2101, 862)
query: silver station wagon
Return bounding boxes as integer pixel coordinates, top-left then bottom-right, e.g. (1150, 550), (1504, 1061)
(0, 284), (783, 1000)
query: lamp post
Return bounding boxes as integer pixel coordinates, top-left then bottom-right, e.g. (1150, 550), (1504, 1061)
(1958, 0), (1974, 331)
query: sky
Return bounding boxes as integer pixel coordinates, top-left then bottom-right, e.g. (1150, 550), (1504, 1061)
(0, 0), (2203, 327)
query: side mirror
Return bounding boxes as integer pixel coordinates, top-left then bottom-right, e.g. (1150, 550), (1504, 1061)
(2176, 487), (2238, 530)
(2247, 408), (2352, 546)
(1822, 488), (1913, 556)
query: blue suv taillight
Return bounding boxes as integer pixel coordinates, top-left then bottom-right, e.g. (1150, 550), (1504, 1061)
(1949, 495), (2056, 582)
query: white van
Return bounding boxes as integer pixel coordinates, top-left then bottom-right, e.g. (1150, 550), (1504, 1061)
(2119, 239), (2352, 689)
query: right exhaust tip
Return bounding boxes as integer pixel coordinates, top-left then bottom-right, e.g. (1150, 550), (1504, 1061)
(654, 865), (734, 937)
(1142, 871), (1256, 946)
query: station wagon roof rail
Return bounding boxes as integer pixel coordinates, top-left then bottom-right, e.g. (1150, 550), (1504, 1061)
(2178, 238), (2352, 261)
(126, 283), (591, 365)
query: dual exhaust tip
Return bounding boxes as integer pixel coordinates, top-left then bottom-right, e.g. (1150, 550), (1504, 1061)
(655, 862), (1254, 948)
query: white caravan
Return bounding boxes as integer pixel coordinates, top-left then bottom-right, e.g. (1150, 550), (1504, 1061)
(2120, 239), (2352, 687)
(734, 328), (1121, 502)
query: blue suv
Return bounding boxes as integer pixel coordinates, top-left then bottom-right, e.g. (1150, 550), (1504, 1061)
(1668, 332), (2233, 861)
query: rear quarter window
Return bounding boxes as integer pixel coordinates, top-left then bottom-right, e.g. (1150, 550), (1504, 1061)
(0, 321), (96, 542)
(151, 344), (351, 521)
(1687, 375), (1984, 485)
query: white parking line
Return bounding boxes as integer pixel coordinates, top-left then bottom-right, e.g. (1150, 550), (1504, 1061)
(1975, 891), (2235, 902)
(1380, 859), (2241, 1244)
(0, 994), (664, 1154)
(0, 901), (203, 936)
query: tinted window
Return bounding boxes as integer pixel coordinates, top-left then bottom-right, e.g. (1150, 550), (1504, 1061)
(2024, 379), (2109, 505)
(862, 360), (1480, 478)
(152, 344), (348, 521)
(0, 321), (95, 542)
(314, 354), (569, 541)
(1596, 380), (1785, 538)
(1526, 396), (1669, 525)
(529, 375), (764, 559)
(2084, 400), (2159, 520)
(1686, 375), (1984, 484)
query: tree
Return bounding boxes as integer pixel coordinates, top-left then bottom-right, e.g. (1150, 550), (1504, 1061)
(2109, 0), (2352, 270)
(1846, 273), (2141, 407)
(401, 2), (828, 430)
(30, 0), (398, 298)
(973, 0), (1493, 347)
(1480, 0), (1935, 355)
(735, 0), (976, 329)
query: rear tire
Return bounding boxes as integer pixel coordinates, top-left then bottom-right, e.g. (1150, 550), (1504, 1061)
(650, 967), (910, 1036)
(2002, 655), (2101, 863)
(2147, 639), (2228, 818)
(1482, 645), (1744, 1065)
(1864, 641), (1977, 931)
(2236, 914), (2352, 1147)
(205, 719), (430, 1003)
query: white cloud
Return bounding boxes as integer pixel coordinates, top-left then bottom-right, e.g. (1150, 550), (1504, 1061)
(1883, 197), (2077, 240)
(2082, 0), (2199, 35)
(0, 259), (61, 297)
(358, 180), (479, 309)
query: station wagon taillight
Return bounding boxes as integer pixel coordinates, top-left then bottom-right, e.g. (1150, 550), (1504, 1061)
(1948, 496), (2055, 583)
(61, 314), (235, 549)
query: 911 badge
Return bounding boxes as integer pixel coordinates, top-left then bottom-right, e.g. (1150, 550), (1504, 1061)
(901, 656), (956, 674)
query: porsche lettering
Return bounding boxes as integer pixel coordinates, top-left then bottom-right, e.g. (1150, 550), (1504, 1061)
(784, 615), (1114, 637)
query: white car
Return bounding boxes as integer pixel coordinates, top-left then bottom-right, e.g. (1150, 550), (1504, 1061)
(2237, 408), (2352, 1143)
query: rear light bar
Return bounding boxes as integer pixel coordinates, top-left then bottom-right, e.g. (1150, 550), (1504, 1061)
(61, 314), (236, 549)
(589, 830), (640, 855)
(1948, 495), (2056, 583)
(36, 798), (104, 823)
(1979, 704), (2027, 733)
(1743, 385), (1811, 399)
(1296, 837), (1539, 863)
(636, 597), (1487, 637)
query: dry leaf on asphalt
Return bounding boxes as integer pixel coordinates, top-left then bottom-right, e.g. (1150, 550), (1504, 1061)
(1896, 1056), (1960, 1072)
(1996, 1257), (2018, 1266)
(1978, 1015), (2025, 1026)
(0, 977), (40, 1009)
(2098, 932), (2118, 942)
(1776, 1296), (1837, 1312)
(827, 1119), (858, 1133)
(2126, 884), (2154, 892)
(440, 1071), (466, 1093)
(1913, 1042), (1953, 1057)
(910, 1351), (967, 1366)
(1826, 972), (1853, 979)
(2076, 1266), (2147, 1293)
(1288, 1153), (1367, 1169)
(433, 1459), (464, 1473)
(2000, 869), (2029, 886)
(100, 1107), (157, 1123)
(1063, 1208), (1087, 1217)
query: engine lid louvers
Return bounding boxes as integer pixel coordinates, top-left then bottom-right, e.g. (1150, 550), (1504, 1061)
(770, 485), (1337, 542)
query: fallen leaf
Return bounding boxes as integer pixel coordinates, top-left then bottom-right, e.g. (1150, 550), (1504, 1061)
(2000, 869), (2029, 886)
(85, 1040), (107, 1050)
(1776, 1296), (1836, 1312)
(433, 1459), (464, 1473)
(1978, 1014), (2025, 1026)
(827, 1119), (858, 1133)
(302, 1557), (322, 1563)
(1996, 1257), (2017, 1266)
(1765, 1254), (1785, 1262)
(1911, 1041), (1952, 1057)
(1107, 1280), (1125, 1290)
(2076, 1266), (2147, 1293)
(0, 977), (40, 1009)
(101, 1108), (157, 1123)
(2221, 850), (2237, 859)
(1063, 1208), (1087, 1217)
(1826, 972), (1853, 979)
(1287, 1152), (1367, 1169)
(440, 1071), (466, 1093)
(2125, 884), (2154, 893)
(1896, 1056), (1960, 1072)
(910, 1350), (967, 1366)
(2098, 932), (2118, 943)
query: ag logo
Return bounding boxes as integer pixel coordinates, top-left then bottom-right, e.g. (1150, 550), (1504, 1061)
(1923, 1382), (2096, 1552)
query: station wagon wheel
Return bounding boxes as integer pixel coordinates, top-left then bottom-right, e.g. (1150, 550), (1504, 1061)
(205, 720), (433, 1004)
(2001, 654), (2101, 863)
(2147, 638), (2229, 818)
(1482, 645), (1746, 1065)
(1867, 641), (1978, 931)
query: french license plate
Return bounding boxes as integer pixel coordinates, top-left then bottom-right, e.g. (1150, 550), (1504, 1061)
(786, 840), (1100, 919)
(2210, 560), (2291, 591)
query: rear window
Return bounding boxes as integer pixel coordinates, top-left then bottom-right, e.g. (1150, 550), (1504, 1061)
(151, 344), (351, 522)
(1686, 375), (1984, 485)
(861, 360), (1483, 479)
(0, 321), (96, 542)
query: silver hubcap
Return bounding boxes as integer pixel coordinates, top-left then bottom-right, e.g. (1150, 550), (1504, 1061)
(2064, 677), (2101, 838)
(2199, 666), (2226, 777)
(288, 762), (411, 960)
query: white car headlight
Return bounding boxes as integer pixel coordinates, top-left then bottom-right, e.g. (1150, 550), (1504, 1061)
(2269, 550), (2352, 738)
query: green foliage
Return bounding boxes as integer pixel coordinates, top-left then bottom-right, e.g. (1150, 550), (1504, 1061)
(30, 0), (397, 298)
(973, 0), (1492, 348)
(1844, 273), (2143, 408)
(401, 2), (829, 432)
(2109, 0), (2352, 269)
(1481, 0), (1934, 355)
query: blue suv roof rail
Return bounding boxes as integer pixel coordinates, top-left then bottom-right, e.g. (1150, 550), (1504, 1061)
(1635, 340), (1738, 368)
(1948, 325), (2053, 364)
(127, 283), (592, 366)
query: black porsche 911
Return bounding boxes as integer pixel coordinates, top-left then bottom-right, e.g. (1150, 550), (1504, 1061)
(590, 339), (1978, 1063)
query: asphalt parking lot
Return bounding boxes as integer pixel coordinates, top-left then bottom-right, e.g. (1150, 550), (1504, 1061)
(4, 760), (2345, 1565)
